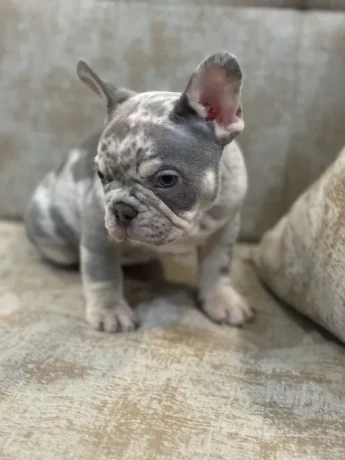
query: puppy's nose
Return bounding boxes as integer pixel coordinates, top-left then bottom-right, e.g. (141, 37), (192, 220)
(113, 202), (138, 226)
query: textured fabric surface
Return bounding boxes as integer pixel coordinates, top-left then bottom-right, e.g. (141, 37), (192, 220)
(1, 0), (345, 239)
(254, 146), (345, 344)
(134, 0), (345, 9)
(302, 0), (345, 7)
(1, 221), (345, 459)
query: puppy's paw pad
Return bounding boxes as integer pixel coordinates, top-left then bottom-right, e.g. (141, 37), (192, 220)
(86, 304), (140, 333)
(203, 283), (253, 327)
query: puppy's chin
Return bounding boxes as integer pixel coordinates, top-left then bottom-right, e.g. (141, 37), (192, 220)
(105, 222), (186, 247)
(106, 229), (178, 246)
(128, 233), (179, 247)
(105, 209), (197, 247)
(106, 228), (126, 243)
(127, 227), (184, 247)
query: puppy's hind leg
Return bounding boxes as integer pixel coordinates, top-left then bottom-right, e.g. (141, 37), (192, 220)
(25, 172), (79, 267)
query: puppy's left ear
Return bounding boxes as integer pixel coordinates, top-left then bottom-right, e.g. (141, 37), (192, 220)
(76, 59), (136, 119)
(174, 52), (244, 143)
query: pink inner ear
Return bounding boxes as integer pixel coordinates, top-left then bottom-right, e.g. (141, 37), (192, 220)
(202, 97), (221, 122)
(201, 94), (238, 127)
(200, 67), (239, 127)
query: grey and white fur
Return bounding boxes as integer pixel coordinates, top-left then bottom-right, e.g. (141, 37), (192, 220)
(25, 52), (253, 333)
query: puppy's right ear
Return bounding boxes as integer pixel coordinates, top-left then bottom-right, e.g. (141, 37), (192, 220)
(174, 52), (244, 144)
(76, 59), (135, 119)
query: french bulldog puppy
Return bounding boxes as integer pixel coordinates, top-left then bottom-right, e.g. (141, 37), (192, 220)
(25, 52), (253, 333)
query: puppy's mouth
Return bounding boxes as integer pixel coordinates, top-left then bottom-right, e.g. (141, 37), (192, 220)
(105, 218), (184, 247)
(106, 226), (179, 246)
(104, 185), (196, 246)
(104, 192), (195, 246)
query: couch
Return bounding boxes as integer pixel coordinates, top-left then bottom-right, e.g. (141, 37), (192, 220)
(1, 1), (345, 459)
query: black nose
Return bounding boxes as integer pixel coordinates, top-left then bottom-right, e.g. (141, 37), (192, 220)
(113, 202), (138, 226)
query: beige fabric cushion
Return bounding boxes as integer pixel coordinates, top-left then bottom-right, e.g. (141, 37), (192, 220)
(1, 0), (345, 241)
(1, 221), (345, 459)
(254, 146), (345, 343)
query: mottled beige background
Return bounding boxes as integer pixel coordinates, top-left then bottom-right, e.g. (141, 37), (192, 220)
(1, 0), (345, 239)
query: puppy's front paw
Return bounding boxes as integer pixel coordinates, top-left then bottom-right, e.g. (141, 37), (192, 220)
(86, 302), (140, 333)
(202, 281), (253, 327)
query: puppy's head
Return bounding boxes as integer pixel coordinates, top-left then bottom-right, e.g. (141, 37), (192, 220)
(76, 52), (244, 246)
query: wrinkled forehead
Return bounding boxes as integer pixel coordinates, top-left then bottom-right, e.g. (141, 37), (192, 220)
(96, 92), (179, 166)
(122, 91), (180, 119)
(96, 91), (218, 176)
(103, 92), (180, 144)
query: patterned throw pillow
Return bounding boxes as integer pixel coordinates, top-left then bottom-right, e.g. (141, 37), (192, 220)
(253, 146), (345, 343)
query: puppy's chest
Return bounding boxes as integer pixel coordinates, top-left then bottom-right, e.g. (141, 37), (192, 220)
(157, 216), (225, 254)
(155, 233), (205, 255)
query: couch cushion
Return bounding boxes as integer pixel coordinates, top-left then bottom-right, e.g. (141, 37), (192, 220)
(254, 146), (345, 344)
(1, 1), (345, 240)
(0, 221), (344, 459)
(131, 0), (345, 10)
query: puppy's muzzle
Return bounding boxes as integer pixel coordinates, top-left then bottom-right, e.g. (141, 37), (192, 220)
(113, 202), (138, 227)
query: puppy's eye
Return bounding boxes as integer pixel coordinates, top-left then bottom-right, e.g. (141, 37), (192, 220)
(96, 170), (105, 181)
(156, 172), (179, 188)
